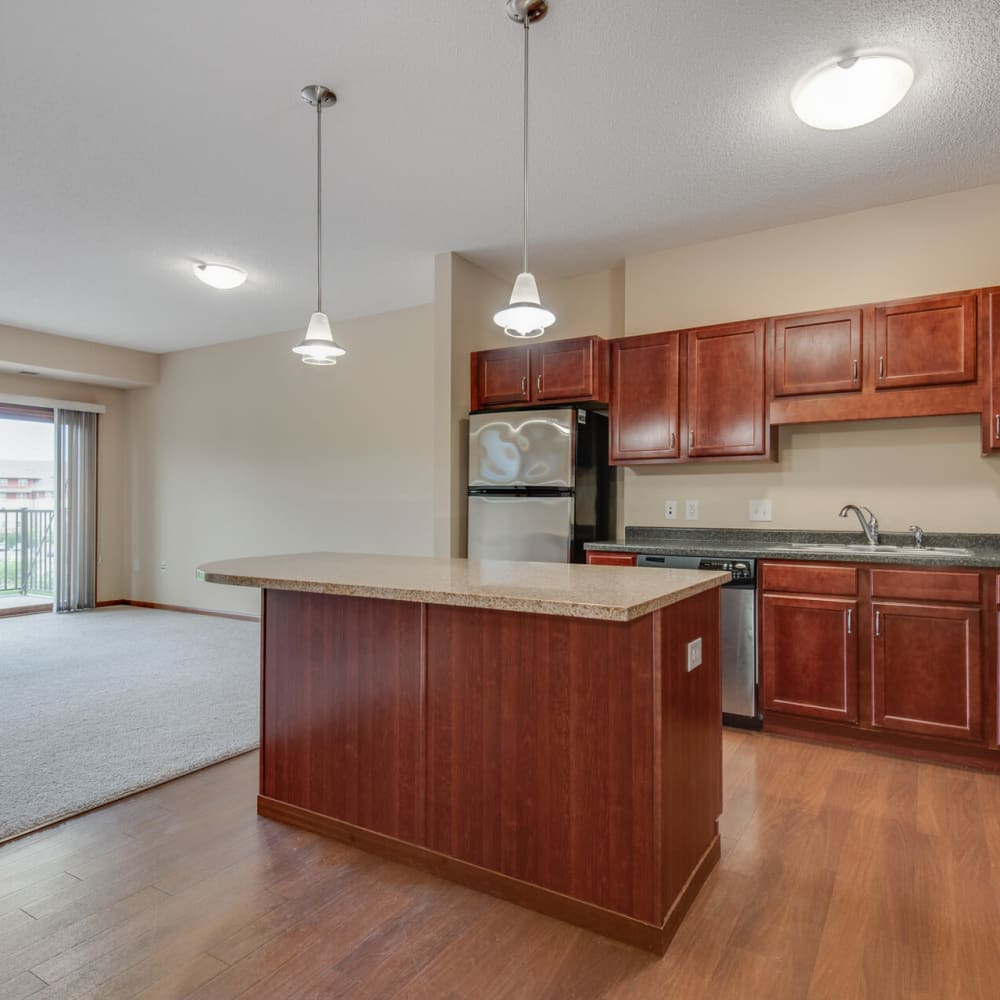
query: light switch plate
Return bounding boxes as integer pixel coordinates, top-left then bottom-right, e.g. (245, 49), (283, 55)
(686, 637), (703, 672)
(749, 499), (773, 522)
(664, 499), (678, 520)
(685, 499), (700, 521)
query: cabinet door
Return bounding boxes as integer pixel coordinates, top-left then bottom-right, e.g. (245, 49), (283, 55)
(687, 321), (766, 457)
(531, 337), (603, 402)
(872, 602), (982, 741)
(473, 347), (530, 408)
(773, 309), (862, 396)
(874, 293), (977, 390)
(761, 594), (858, 723)
(610, 332), (682, 462)
(585, 551), (637, 566)
(985, 289), (1000, 452)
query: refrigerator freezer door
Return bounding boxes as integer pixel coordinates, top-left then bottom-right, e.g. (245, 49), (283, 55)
(469, 409), (576, 488)
(468, 495), (574, 563)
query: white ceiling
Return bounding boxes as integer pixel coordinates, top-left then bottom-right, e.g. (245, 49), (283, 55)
(2, 1), (999, 353)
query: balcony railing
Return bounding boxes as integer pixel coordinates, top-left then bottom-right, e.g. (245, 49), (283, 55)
(1, 508), (55, 597)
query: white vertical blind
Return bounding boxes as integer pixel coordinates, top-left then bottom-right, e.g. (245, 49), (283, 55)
(55, 409), (97, 612)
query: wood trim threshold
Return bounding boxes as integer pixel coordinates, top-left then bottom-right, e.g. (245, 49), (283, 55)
(96, 599), (259, 623)
(764, 713), (1000, 773)
(257, 794), (720, 954)
(0, 602), (52, 618)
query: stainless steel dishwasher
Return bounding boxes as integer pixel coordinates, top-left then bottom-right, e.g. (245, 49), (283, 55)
(636, 554), (760, 730)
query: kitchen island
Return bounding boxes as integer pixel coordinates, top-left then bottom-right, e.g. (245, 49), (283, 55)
(196, 552), (728, 952)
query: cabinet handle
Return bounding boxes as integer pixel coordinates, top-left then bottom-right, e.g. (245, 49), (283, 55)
(536, 373), (542, 392)
(995, 414), (999, 440)
(875, 610), (881, 637)
(846, 608), (853, 635)
(878, 356), (884, 379)
(852, 359), (858, 382)
(521, 376), (527, 395)
(669, 431), (676, 450)
(689, 429), (694, 450)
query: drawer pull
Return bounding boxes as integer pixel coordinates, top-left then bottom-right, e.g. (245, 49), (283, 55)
(537, 374), (542, 392)
(846, 608), (853, 635)
(878, 356), (884, 379)
(875, 610), (881, 637)
(521, 376), (527, 395)
(852, 359), (858, 382)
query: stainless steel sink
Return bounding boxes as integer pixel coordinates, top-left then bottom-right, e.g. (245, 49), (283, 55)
(783, 543), (971, 558)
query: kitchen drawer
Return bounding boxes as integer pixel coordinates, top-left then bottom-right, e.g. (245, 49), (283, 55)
(871, 569), (980, 604)
(761, 562), (858, 597)
(586, 551), (638, 566)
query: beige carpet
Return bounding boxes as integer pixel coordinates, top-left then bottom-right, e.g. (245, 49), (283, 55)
(0, 605), (259, 842)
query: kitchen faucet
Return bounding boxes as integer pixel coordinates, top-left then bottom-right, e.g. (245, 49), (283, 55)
(839, 504), (879, 546)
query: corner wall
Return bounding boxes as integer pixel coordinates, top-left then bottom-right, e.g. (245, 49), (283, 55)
(125, 303), (439, 615)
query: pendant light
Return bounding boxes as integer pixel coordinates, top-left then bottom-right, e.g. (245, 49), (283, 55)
(493, 0), (556, 340)
(293, 84), (347, 366)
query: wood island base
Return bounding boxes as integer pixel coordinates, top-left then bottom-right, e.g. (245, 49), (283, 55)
(257, 586), (722, 953)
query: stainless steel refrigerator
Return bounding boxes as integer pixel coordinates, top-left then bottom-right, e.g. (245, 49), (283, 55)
(467, 408), (615, 563)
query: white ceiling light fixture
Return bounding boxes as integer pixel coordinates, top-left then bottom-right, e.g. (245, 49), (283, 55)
(792, 52), (915, 131)
(192, 262), (247, 290)
(493, 0), (556, 341)
(292, 84), (347, 367)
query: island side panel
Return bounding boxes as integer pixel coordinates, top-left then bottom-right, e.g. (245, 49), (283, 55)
(660, 587), (722, 919)
(425, 605), (659, 925)
(260, 590), (424, 843)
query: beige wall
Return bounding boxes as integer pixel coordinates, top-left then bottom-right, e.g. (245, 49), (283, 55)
(0, 324), (158, 388)
(0, 372), (128, 600)
(125, 304), (438, 615)
(620, 183), (1000, 535)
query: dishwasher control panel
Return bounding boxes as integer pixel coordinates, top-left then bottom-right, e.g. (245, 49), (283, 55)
(698, 558), (755, 582)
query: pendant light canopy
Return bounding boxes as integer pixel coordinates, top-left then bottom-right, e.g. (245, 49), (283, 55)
(493, 0), (556, 340)
(293, 84), (347, 367)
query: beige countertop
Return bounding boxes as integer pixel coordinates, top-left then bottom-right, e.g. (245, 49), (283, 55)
(196, 552), (728, 622)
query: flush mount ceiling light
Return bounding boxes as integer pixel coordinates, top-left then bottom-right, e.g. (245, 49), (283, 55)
(192, 262), (248, 290)
(493, 0), (556, 340)
(791, 52), (914, 130)
(292, 84), (347, 367)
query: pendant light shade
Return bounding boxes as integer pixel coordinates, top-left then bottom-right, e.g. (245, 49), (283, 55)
(494, 0), (555, 340)
(493, 272), (555, 339)
(292, 312), (346, 365)
(293, 84), (346, 366)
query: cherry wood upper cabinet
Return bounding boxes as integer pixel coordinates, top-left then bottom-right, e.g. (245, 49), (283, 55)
(471, 337), (608, 411)
(872, 601), (982, 742)
(610, 332), (682, 462)
(773, 308), (863, 397)
(983, 288), (1000, 452)
(687, 320), (767, 457)
(874, 292), (977, 390)
(761, 593), (859, 723)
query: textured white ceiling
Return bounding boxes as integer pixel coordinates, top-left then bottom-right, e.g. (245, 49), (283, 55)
(1, 1), (999, 353)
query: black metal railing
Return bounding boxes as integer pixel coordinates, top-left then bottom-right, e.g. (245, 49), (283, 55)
(1, 508), (55, 597)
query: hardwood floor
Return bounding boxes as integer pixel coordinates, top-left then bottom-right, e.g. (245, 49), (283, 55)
(2, 732), (999, 999)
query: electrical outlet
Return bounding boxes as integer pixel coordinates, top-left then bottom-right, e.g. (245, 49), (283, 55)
(132, 559), (140, 573)
(685, 499), (700, 521)
(664, 499), (678, 521)
(686, 637), (703, 672)
(159, 561), (167, 572)
(749, 499), (773, 522)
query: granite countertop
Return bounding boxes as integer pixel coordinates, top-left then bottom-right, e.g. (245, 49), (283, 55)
(196, 552), (729, 622)
(585, 528), (1000, 569)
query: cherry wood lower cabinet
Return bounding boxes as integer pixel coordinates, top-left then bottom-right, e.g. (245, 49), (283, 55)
(586, 551), (638, 566)
(258, 586), (723, 953)
(761, 594), (858, 723)
(760, 561), (998, 768)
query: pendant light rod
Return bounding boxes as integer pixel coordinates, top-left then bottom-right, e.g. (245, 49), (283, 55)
(316, 100), (323, 314)
(521, 17), (529, 275)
